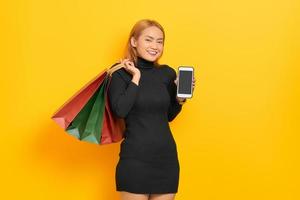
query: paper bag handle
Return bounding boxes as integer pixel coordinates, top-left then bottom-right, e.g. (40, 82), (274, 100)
(107, 63), (124, 77)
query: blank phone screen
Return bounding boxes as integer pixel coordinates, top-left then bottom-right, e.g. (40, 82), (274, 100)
(178, 70), (193, 94)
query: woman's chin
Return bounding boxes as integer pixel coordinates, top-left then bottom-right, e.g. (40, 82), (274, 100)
(144, 54), (160, 62)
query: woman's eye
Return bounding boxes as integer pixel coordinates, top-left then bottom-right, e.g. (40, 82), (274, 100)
(145, 39), (151, 42)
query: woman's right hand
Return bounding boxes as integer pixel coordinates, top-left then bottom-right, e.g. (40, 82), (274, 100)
(120, 58), (140, 77)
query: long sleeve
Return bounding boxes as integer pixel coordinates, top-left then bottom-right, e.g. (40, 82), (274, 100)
(167, 67), (183, 122)
(108, 70), (139, 118)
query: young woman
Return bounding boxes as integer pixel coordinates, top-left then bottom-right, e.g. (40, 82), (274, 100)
(108, 19), (196, 200)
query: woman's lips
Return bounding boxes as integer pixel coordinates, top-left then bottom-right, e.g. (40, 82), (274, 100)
(147, 50), (158, 56)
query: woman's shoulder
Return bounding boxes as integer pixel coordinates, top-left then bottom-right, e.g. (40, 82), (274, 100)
(158, 64), (177, 79)
(109, 62), (132, 82)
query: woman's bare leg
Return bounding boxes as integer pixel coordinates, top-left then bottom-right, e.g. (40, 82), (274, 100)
(120, 191), (150, 200)
(149, 193), (176, 200)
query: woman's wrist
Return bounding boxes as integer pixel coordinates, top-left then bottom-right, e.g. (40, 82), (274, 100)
(176, 97), (187, 105)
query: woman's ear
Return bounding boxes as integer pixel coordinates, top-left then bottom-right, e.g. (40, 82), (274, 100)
(130, 37), (137, 47)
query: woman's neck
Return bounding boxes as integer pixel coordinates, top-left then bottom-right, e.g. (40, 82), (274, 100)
(136, 56), (155, 69)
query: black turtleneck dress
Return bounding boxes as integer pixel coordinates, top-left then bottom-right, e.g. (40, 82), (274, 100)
(108, 56), (183, 194)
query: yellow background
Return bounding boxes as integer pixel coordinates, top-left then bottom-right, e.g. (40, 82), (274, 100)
(1, 0), (299, 199)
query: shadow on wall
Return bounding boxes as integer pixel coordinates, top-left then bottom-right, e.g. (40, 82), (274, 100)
(30, 117), (121, 199)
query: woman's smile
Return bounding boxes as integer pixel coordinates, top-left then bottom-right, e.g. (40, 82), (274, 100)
(147, 49), (158, 56)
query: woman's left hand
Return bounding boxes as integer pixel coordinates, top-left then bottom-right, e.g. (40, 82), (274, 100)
(174, 74), (196, 102)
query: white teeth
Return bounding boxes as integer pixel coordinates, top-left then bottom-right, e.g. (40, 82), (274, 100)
(147, 50), (157, 55)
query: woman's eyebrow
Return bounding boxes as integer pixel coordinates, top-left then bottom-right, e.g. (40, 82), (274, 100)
(145, 35), (163, 40)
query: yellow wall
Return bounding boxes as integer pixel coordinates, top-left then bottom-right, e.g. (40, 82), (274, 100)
(1, 0), (299, 199)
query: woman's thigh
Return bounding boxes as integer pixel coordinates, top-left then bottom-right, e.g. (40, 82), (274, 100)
(120, 191), (150, 200)
(149, 193), (176, 200)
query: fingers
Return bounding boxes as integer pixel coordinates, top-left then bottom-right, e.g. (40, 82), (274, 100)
(120, 58), (133, 66)
(174, 76), (178, 85)
(119, 58), (137, 76)
(125, 61), (134, 67)
(192, 76), (196, 87)
(119, 58), (134, 71)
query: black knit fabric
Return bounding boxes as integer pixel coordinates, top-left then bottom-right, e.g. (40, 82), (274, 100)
(108, 56), (183, 194)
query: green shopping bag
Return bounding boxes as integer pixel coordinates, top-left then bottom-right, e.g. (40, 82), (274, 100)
(66, 76), (109, 144)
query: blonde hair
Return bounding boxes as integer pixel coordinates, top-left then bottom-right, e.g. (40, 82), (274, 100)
(123, 19), (165, 67)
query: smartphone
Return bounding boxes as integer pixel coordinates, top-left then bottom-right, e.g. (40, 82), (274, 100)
(177, 66), (194, 98)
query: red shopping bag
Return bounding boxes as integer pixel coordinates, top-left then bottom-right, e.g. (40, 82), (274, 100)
(101, 76), (125, 144)
(51, 63), (125, 144)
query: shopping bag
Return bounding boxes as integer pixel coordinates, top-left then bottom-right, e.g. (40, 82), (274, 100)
(65, 79), (106, 143)
(51, 62), (125, 144)
(51, 69), (108, 129)
(100, 75), (125, 144)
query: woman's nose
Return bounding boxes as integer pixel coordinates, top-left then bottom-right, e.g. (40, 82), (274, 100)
(150, 42), (159, 49)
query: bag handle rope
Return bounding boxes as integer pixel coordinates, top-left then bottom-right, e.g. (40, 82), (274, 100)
(106, 63), (124, 77)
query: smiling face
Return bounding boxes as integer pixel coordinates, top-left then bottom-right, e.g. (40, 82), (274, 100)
(130, 26), (164, 62)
